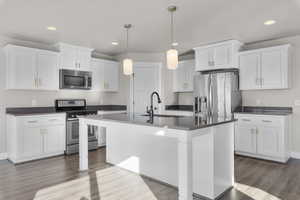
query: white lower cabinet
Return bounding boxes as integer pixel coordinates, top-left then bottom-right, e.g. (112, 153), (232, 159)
(234, 114), (290, 163)
(235, 123), (256, 154)
(7, 113), (66, 163)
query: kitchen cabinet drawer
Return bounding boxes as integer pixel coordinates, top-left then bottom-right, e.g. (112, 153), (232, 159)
(256, 117), (283, 127)
(42, 117), (65, 125)
(23, 118), (41, 127)
(22, 114), (65, 127)
(236, 114), (284, 126)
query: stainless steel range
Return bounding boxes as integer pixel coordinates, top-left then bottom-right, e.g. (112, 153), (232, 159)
(55, 99), (98, 155)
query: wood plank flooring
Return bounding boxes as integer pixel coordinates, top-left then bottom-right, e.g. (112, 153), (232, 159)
(0, 148), (299, 200)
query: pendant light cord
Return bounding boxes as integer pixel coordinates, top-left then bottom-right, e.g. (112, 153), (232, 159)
(170, 11), (174, 48)
(126, 27), (129, 54)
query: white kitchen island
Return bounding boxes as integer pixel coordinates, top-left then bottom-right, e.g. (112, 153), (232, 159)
(79, 113), (235, 200)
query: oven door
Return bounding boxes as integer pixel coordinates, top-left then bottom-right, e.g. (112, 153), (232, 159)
(60, 69), (92, 90)
(66, 119), (98, 145)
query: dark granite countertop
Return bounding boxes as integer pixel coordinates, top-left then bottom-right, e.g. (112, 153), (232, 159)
(234, 106), (292, 116)
(6, 105), (127, 116)
(165, 105), (193, 112)
(80, 113), (236, 131)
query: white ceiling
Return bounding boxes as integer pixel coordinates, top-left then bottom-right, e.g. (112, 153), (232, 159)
(0, 0), (299, 55)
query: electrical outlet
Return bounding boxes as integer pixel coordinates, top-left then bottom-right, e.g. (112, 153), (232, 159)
(255, 99), (261, 106)
(294, 100), (300, 106)
(31, 99), (37, 106)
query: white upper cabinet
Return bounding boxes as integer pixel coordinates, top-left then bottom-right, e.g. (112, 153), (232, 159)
(173, 59), (195, 92)
(56, 43), (93, 71)
(5, 45), (36, 90)
(36, 51), (59, 90)
(91, 58), (119, 92)
(102, 60), (119, 91)
(4, 45), (59, 91)
(194, 40), (242, 71)
(239, 44), (291, 90)
(239, 53), (260, 90)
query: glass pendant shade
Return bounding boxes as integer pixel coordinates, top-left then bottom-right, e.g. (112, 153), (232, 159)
(167, 48), (178, 70)
(123, 58), (133, 75)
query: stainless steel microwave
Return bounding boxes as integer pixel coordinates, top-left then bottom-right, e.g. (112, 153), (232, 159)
(59, 69), (92, 90)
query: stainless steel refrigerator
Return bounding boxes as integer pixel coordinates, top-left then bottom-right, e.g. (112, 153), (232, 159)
(194, 69), (242, 117)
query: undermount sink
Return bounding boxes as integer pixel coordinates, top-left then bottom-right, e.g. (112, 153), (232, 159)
(140, 114), (184, 118)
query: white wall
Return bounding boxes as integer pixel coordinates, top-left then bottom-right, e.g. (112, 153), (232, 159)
(241, 35), (300, 153)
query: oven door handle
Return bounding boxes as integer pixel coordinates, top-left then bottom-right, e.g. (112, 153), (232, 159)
(67, 118), (79, 121)
(85, 76), (89, 89)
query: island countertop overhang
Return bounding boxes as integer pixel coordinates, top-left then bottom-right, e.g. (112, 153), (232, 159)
(78, 113), (236, 131)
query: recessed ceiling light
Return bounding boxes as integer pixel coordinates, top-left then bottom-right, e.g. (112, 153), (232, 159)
(111, 42), (119, 46)
(47, 26), (57, 31)
(264, 20), (276, 26)
(172, 42), (179, 46)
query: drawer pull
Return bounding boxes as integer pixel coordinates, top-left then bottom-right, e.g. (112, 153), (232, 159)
(262, 120), (272, 123)
(241, 119), (251, 122)
(27, 120), (38, 123)
(49, 119), (58, 121)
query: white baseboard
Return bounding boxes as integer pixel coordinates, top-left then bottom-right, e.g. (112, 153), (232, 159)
(0, 152), (7, 160)
(291, 152), (300, 159)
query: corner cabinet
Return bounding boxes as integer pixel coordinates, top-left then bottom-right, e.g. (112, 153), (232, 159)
(56, 43), (93, 71)
(4, 45), (59, 90)
(234, 113), (291, 163)
(173, 59), (195, 92)
(91, 58), (119, 92)
(193, 40), (242, 71)
(6, 113), (66, 164)
(239, 44), (291, 90)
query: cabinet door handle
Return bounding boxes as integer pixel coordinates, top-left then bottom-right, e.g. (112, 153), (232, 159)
(242, 119), (251, 122)
(28, 120), (38, 123)
(34, 78), (38, 88)
(255, 78), (260, 86)
(261, 78), (264, 86)
(262, 120), (272, 123)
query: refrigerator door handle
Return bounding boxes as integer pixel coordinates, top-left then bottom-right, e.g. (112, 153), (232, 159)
(208, 74), (212, 116)
(194, 97), (199, 114)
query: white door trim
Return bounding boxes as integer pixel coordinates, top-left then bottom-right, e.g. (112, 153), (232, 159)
(129, 62), (162, 114)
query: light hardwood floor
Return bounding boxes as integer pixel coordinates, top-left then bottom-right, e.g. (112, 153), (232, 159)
(0, 148), (299, 200)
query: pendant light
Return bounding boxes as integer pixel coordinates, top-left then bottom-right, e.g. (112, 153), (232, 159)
(166, 6), (178, 70)
(123, 24), (133, 75)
